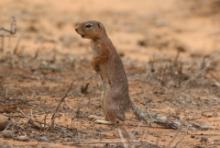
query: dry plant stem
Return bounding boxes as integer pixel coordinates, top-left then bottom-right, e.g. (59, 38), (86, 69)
(0, 17), (17, 52)
(117, 128), (129, 148)
(173, 127), (189, 147)
(167, 127), (182, 147)
(75, 140), (155, 146)
(11, 16), (16, 34)
(17, 108), (43, 130)
(13, 36), (22, 55)
(51, 49), (57, 63)
(33, 49), (40, 60)
(184, 56), (210, 86)
(43, 113), (49, 131)
(8, 36), (11, 49)
(209, 72), (220, 86)
(173, 133), (186, 148)
(50, 81), (74, 128)
(173, 50), (181, 66)
(119, 126), (134, 148)
(0, 17), (16, 35)
(0, 36), (4, 52)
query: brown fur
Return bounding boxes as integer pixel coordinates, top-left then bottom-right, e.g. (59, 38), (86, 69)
(75, 20), (132, 122)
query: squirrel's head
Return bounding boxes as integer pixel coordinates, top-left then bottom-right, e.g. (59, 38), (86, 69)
(75, 20), (107, 40)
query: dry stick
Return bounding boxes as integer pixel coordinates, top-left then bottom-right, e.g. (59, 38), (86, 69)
(167, 126), (182, 147)
(185, 56), (210, 86)
(0, 36), (4, 52)
(0, 17), (16, 53)
(50, 81), (74, 128)
(172, 126), (189, 148)
(117, 128), (129, 148)
(18, 107), (74, 131)
(10, 16), (16, 35)
(173, 132), (186, 148)
(33, 48), (40, 60)
(17, 107), (43, 130)
(13, 36), (22, 55)
(76, 140), (155, 146)
(51, 49), (57, 63)
(209, 72), (220, 86)
(173, 50), (181, 67)
(8, 36), (11, 49)
(43, 113), (49, 131)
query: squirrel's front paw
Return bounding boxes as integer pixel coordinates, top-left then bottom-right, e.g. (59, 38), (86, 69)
(94, 64), (100, 72)
(92, 62), (100, 72)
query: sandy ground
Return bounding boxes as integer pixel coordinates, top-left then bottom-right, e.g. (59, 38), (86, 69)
(0, 0), (220, 147)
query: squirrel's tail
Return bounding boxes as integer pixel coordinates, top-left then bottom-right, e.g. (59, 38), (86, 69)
(130, 99), (155, 124)
(130, 101), (181, 129)
(131, 103), (148, 121)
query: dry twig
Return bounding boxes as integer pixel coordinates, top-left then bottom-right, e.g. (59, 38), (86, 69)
(0, 17), (16, 52)
(117, 128), (129, 148)
(50, 81), (74, 128)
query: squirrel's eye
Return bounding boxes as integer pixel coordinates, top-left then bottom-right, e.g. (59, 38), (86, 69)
(85, 24), (93, 28)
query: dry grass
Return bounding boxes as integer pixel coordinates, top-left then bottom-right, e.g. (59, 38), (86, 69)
(182, 0), (220, 15)
(0, 45), (219, 147)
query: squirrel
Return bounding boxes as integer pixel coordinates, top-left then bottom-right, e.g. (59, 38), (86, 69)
(74, 20), (151, 124)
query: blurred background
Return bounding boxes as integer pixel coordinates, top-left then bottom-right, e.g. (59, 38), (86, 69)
(0, 0), (220, 61)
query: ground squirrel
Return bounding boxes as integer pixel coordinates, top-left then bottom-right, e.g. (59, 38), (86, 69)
(75, 20), (146, 123)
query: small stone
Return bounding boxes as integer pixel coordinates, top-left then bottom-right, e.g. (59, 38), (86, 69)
(137, 40), (147, 47)
(37, 136), (48, 141)
(0, 114), (9, 131)
(190, 135), (195, 138)
(16, 135), (30, 141)
(156, 114), (167, 122)
(190, 122), (212, 130)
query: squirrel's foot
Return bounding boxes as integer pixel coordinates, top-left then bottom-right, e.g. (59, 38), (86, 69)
(88, 115), (113, 125)
(95, 119), (113, 125)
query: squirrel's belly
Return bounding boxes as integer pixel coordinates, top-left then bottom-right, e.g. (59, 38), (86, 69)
(99, 64), (110, 87)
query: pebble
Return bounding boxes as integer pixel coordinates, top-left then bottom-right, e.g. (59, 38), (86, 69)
(16, 135), (30, 141)
(37, 136), (48, 141)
